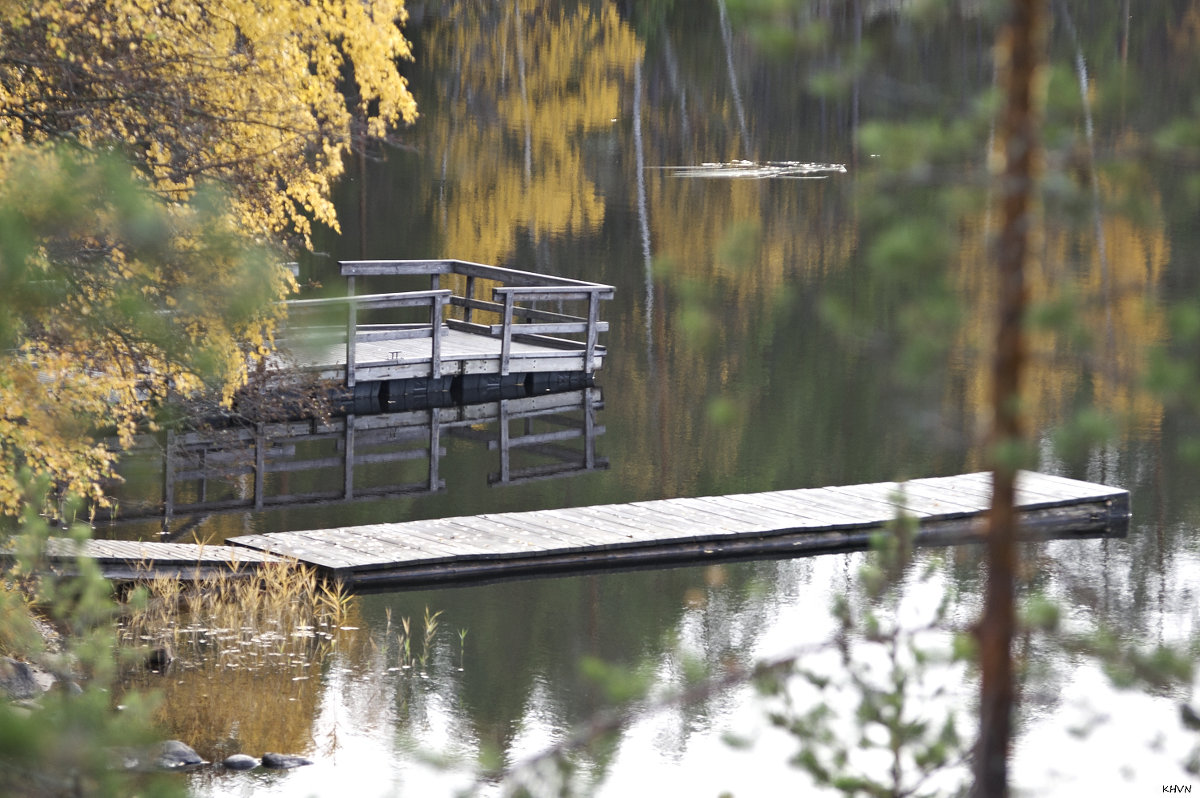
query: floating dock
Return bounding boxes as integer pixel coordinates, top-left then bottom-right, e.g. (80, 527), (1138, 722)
(215, 471), (1129, 588)
(41, 472), (1128, 584)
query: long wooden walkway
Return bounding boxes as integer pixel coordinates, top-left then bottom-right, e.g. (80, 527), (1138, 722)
(224, 471), (1129, 588)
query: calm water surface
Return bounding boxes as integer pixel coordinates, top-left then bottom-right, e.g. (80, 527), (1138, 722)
(106, 3), (1200, 795)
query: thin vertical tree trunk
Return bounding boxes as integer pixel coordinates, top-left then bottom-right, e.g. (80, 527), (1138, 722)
(717, 0), (750, 154)
(976, 1), (1045, 797)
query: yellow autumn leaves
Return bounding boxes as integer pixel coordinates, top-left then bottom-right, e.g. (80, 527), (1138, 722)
(0, 145), (291, 514)
(1, 0), (416, 243)
(0, 0), (418, 514)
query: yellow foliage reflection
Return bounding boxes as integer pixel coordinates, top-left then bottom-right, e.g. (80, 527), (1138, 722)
(955, 173), (1168, 466)
(426, 1), (642, 265)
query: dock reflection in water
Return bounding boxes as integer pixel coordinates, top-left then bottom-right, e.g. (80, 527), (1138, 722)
(97, 387), (607, 537)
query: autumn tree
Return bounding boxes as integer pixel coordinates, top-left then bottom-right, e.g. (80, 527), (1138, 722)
(0, 0), (419, 515)
(0, 0), (418, 243)
(0, 146), (289, 515)
(0, 0), (420, 771)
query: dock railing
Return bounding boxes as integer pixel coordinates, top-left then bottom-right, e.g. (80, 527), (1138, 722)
(339, 259), (614, 377)
(283, 289), (451, 387)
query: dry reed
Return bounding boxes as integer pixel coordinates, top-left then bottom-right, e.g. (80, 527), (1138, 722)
(119, 559), (355, 673)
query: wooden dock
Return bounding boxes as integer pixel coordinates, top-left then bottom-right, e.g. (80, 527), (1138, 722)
(219, 471), (1130, 588)
(281, 259), (613, 390)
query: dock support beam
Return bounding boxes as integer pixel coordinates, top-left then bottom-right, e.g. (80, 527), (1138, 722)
(254, 423), (265, 510)
(344, 414), (355, 500)
(162, 429), (176, 537)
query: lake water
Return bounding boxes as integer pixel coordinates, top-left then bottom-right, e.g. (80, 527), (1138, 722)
(106, 2), (1200, 795)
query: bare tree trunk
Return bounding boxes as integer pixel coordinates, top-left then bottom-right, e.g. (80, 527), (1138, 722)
(975, 1), (1045, 797)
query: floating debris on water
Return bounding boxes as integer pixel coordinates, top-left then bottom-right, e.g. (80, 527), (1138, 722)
(659, 160), (847, 179)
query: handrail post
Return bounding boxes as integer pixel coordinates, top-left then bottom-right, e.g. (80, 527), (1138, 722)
(500, 291), (515, 376)
(464, 275), (475, 324)
(430, 294), (443, 379)
(345, 275), (357, 388)
(585, 290), (599, 375)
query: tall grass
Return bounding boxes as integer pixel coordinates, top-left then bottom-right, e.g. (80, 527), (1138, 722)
(386, 606), (445, 672)
(119, 559), (355, 673)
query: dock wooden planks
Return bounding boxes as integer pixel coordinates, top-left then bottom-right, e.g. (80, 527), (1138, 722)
(37, 539), (284, 581)
(227, 471), (1130, 588)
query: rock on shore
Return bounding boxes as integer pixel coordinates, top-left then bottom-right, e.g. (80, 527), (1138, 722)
(262, 752), (314, 769)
